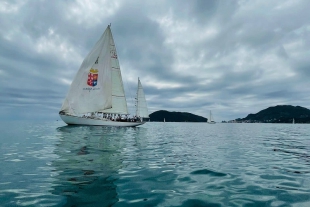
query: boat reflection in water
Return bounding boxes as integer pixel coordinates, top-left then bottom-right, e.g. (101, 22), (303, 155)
(51, 125), (131, 206)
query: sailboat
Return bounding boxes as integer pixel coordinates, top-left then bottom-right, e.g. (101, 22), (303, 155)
(59, 25), (149, 126)
(208, 110), (216, 124)
(292, 118), (295, 124)
(136, 77), (149, 122)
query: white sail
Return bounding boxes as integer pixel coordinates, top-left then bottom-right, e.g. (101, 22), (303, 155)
(60, 26), (112, 115)
(100, 27), (129, 115)
(208, 111), (215, 124)
(136, 78), (149, 118)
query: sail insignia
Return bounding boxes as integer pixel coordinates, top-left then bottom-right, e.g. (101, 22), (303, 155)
(87, 69), (98, 87)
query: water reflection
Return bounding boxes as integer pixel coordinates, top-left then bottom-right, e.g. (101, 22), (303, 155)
(2, 122), (309, 206)
(52, 125), (133, 206)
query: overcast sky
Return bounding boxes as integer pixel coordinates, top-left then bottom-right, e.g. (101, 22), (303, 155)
(1, 0), (310, 121)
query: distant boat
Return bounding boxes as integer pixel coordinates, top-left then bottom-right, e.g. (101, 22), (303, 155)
(59, 25), (148, 127)
(292, 118), (295, 124)
(164, 118), (165, 122)
(136, 77), (150, 122)
(208, 111), (216, 124)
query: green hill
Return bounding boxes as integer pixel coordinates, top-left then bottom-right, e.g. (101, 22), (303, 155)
(149, 110), (208, 122)
(238, 105), (310, 123)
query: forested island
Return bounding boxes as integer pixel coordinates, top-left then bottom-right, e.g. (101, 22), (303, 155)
(149, 110), (208, 122)
(231, 105), (310, 123)
(149, 105), (310, 123)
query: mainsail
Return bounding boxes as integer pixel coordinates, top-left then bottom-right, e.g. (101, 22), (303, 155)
(60, 26), (113, 115)
(136, 78), (149, 118)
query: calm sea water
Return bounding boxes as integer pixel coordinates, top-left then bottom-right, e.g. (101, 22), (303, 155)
(0, 121), (309, 207)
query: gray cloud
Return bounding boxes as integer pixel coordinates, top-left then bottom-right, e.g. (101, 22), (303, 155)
(0, 0), (310, 121)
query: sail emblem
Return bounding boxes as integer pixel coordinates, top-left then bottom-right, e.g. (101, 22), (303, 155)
(87, 68), (98, 87)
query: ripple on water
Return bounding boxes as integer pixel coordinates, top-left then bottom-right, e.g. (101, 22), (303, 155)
(190, 169), (227, 177)
(0, 122), (310, 206)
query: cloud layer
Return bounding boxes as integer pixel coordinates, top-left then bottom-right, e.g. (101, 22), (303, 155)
(1, 0), (310, 121)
